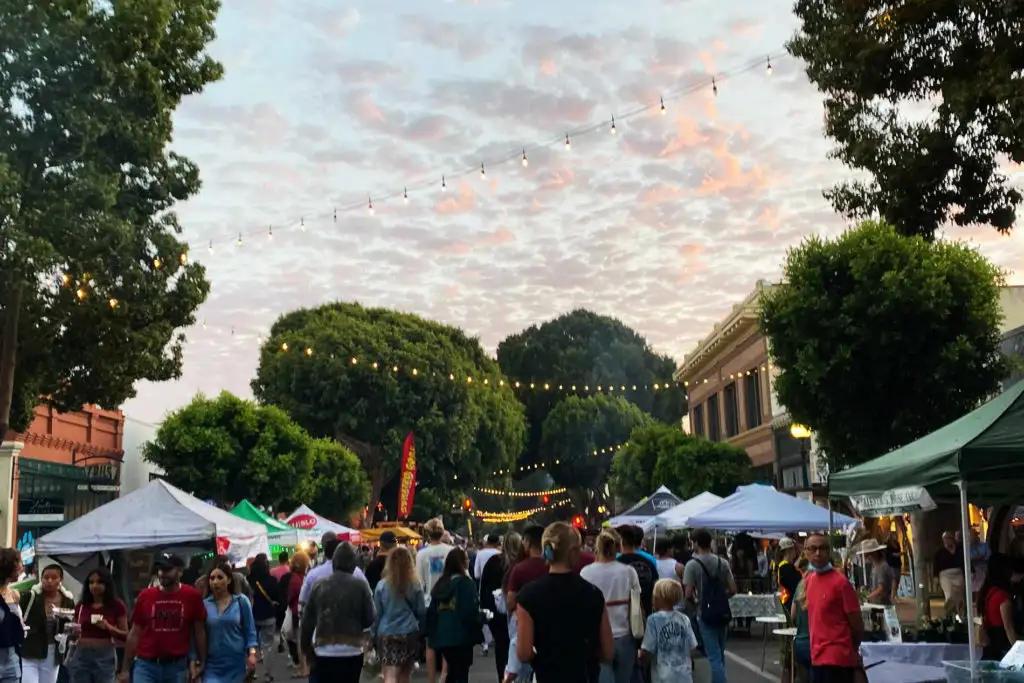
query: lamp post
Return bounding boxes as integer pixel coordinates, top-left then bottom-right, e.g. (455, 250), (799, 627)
(789, 424), (812, 491)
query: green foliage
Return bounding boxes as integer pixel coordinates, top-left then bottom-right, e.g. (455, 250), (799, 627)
(143, 391), (333, 510)
(302, 438), (370, 524)
(788, 0), (1024, 238)
(759, 220), (1007, 469)
(496, 309), (686, 466)
(540, 394), (652, 491)
(250, 302), (527, 511)
(646, 428), (752, 500)
(609, 422), (677, 503)
(0, 0), (223, 432)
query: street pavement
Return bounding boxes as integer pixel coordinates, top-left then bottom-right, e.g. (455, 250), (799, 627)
(262, 633), (783, 683)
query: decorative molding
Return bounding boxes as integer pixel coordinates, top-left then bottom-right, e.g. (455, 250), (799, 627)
(11, 430), (124, 463)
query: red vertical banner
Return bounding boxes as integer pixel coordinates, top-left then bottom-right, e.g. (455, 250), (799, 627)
(397, 432), (417, 519)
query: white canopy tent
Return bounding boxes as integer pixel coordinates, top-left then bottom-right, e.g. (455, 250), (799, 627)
(37, 479), (270, 562)
(607, 486), (683, 527)
(642, 492), (724, 533)
(285, 505), (361, 542)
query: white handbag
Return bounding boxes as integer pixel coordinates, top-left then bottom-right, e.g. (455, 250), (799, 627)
(629, 586), (645, 639)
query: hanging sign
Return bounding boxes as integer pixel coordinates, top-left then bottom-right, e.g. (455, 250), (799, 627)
(849, 486), (936, 516)
(397, 432), (417, 519)
(288, 514), (318, 530)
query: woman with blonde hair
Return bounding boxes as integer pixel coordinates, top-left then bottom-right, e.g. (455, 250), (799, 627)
(517, 522), (614, 683)
(580, 530), (641, 683)
(372, 547), (426, 683)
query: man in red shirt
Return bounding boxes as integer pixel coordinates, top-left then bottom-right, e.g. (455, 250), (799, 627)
(505, 525), (547, 614)
(118, 553), (207, 683)
(804, 534), (864, 683)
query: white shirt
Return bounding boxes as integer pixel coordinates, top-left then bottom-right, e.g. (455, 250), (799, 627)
(474, 548), (500, 580)
(416, 543), (454, 594)
(656, 557), (679, 580)
(580, 560), (640, 639)
(298, 561), (367, 606)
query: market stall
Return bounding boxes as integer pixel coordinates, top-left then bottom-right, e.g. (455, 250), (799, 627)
(607, 485), (683, 527)
(642, 491), (723, 533)
(687, 483), (859, 533)
(230, 499), (318, 546)
(360, 526), (421, 542)
(285, 504), (361, 542)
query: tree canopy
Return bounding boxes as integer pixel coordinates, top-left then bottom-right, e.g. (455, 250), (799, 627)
(142, 391), (368, 514)
(759, 220), (1007, 469)
(0, 0), (222, 434)
(788, 0), (1024, 239)
(251, 302), (528, 514)
(496, 309), (686, 466)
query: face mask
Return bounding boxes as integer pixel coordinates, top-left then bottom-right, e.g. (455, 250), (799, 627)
(811, 562), (833, 574)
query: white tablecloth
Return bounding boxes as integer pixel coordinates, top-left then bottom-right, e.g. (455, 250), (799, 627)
(863, 661), (945, 683)
(728, 593), (782, 619)
(860, 642), (974, 668)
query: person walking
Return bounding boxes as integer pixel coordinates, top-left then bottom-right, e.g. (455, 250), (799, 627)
(639, 580), (698, 683)
(118, 553), (207, 683)
(371, 546), (426, 683)
(615, 526), (658, 617)
(580, 529), (640, 683)
(0, 548), (24, 683)
(480, 533), (519, 682)
(935, 531), (966, 618)
(683, 529), (737, 683)
(978, 554), (1024, 661)
(515, 522), (613, 683)
(804, 534), (864, 683)
(69, 567), (128, 683)
(270, 553), (290, 581)
(281, 551), (309, 671)
(300, 543), (375, 683)
(473, 534), (501, 656)
(790, 577), (811, 683)
(198, 562), (259, 683)
(425, 549), (480, 683)
(654, 541), (680, 581)
(20, 563), (75, 683)
(415, 519), (454, 683)
(366, 532), (398, 592)
(243, 555), (278, 682)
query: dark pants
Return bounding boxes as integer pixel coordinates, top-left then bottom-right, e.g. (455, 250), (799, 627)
(437, 645), (474, 683)
(69, 646), (118, 683)
(810, 665), (857, 683)
(286, 640), (299, 666)
(310, 655), (362, 683)
(489, 618), (510, 682)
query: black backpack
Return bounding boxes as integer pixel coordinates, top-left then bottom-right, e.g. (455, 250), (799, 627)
(0, 599), (24, 650)
(697, 556), (732, 628)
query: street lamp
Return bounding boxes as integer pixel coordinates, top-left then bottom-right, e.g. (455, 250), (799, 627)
(790, 423), (812, 439)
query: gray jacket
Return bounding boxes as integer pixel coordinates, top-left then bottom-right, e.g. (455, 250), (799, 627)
(300, 570), (375, 650)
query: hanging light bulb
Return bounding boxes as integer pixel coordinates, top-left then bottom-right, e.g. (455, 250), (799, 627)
(153, 257), (162, 269)
(333, 208), (337, 222)
(60, 273), (70, 286)
(237, 233), (243, 246)
(109, 298), (118, 309)
(564, 132), (571, 150)
(766, 56), (773, 75)
(368, 197), (374, 215)
(521, 149), (528, 167)
(712, 77), (718, 96)
(610, 116), (617, 135)
(268, 225), (273, 239)
(480, 162), (486, 178)
(441, 175), (447, 192)
(300, 217), (306, 232)
(403, 187), (409, 204)
(179, 252), (188, 265)
(660, 96), (667, 115)
(75, 287), (86, 300)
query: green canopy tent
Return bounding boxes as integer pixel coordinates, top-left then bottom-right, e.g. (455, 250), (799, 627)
(230, 499), (310, 546)
(829, 380), (1024, 671)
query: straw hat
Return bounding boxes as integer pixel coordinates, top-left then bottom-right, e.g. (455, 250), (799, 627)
(857, 538), (886, 555)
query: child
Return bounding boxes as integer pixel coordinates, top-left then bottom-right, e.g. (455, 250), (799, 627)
(639, 579), (699, 683)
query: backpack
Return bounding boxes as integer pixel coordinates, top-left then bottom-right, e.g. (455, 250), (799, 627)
(696, 556), (732, 628)
(0, 599), (24, 650)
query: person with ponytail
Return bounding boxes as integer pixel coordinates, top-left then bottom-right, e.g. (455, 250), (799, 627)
(516, 523), (613, 683)
(580, 530), (640, 683)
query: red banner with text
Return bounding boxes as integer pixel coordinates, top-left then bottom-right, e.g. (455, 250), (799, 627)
(397, 432), (417, 519)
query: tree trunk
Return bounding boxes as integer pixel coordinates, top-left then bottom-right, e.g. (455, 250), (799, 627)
(335, 432), (391, 526)
(0, 282), (23, 439)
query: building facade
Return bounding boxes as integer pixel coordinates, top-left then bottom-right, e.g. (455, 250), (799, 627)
(121, 417), (163, 495)
(675, 281), (776, 483)
(1, 405), (124, 548)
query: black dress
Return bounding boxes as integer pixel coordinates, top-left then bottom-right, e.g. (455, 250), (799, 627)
(480, 554), (510, 682)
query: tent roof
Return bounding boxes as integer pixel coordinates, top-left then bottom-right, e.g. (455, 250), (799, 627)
(38, 479), (268, 556)
(687, 484), (859, 533)
(285, 505), (361, 538)
(230, 500), (294, 533)
(608, 486), (683, 526)
(643, 492), (724, 532)
(829, 380), (1024, 503)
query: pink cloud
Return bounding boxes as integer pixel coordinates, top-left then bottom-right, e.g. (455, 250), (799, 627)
(640, 185), (685, 205)
(697, 51), (716, 74)
(695, 145), (770, 197)
(659, 116), (709, 158)
(678, 243), (704, 258)
(434, 183), (477, 215)
(350, 92), (385, 124)
(539, 168), (576, 191)
(539, 59), (557, 76)
(479, 227), (515, 246)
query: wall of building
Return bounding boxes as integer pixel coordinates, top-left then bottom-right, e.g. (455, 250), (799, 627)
(121, 417), (163, 495)
(1000, 286), (1024, 334)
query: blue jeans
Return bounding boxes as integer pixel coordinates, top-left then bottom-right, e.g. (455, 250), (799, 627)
(69, 646), (118, 683)
(698, 621), (728, 683)
(600, 635), (637, 683)
(132, 658), (189, 683)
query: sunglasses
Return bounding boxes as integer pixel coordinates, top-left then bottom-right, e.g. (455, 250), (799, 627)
(805, 545), (830, 553)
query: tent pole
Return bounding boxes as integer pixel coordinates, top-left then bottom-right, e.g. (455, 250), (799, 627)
(956, 478), (977, 674)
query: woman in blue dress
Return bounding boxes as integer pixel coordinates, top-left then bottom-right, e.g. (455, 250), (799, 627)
(199, 562), (259, 683)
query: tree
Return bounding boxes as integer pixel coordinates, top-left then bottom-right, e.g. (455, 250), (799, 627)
(0, 1), (223, 436)
(759, 220), (1007, 469)
(644, 428), (752, 500)
(788, 0), (1024, 239)
(251, 302), (528, 515)
(609, 422), (675, 503)
(539, 394), (652, 521)
(142, 391), (332, 510)
(496, 309), (686, 466)
(300, 438), (370, 524)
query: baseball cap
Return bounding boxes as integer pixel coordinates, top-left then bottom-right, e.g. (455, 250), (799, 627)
(379, 531), (398, 545)
(155, 553), (186, 569)
(778, 538), (796, 550)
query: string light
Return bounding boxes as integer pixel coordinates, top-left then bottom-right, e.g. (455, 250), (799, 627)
(474, 498), (572, 523)
(208, 241), (214, 254)
(474, 486), (568, 499)
(300, 218), (306, 232)
(660, 96), (666, 115)
(682, 364), (774, 388)
(75, 288), (86, 300)
(610, 116), (617, 135)
(441, 175), (447, 192)
(180, 252), (188, 265)
(480, 163), (486, 178)
(712, 77), (718, 96)
(490, 441), (631, 476)
(564, 132), (571, 150)
(153, 257), (162, 269)
(368, 197), (374, 215)
(403, 187), (409, 204)
(766, 56), (773, 76)
(108, 298), (118, 308)
(268, 225), (273, 240)
(237, 233), (243, 246)
(521, 149), (528, 167)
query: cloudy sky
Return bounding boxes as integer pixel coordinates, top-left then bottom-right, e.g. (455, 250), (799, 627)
(123, 0), (1024, 424)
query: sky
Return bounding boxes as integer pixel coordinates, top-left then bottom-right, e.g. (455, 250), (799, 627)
(122, 0), (1024, 425)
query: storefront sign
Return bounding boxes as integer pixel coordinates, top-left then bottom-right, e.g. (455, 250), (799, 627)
(76, 462), (121, 492)
(849, 486), (936, 516)
(18, 497), (65, 523)
(288, 514), (318, 530)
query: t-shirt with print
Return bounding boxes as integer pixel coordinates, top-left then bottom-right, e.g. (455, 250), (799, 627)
(619, 552), (659, 615)
(641, 610), (698, 683)
(507, 557), (548, 595)
(682, 554), (734, 621)
(805, 568), (859, 668)
(415, 543), (454, 595)
(132, 584), (206, 659)
(517, 573), (605, 683)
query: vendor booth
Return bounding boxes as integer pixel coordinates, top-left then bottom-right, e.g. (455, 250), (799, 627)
(607, 485), (683, 527)
(286, 504), (361, 542)
(230, 499), (317, 546)
(642, 491), (724, 533)
(687, 483), (859, 533)
(361, 526), (421, 542)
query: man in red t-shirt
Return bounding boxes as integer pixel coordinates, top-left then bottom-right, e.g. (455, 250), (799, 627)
(118, 553), (207, 683)
(505, 524), (548, 614)
(804, 534), (864, 683)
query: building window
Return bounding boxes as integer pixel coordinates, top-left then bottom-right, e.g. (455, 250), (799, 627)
(692, 404), (705, 437)
(744, 369), (762, 429)
(707, 394), (721, 441)
(723, 382), (739, 437)
(781, 464), (808, 490)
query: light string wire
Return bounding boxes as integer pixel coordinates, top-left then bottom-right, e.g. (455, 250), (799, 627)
(474, 497), (573, 521)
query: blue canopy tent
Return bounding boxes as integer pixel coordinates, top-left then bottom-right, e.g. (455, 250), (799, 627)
(687, 484), (860, 533)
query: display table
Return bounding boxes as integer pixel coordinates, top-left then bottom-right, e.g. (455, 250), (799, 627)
(729, 593), (782, 619)
(860, 643), (974, 668)
(863, 661), (945, 683)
